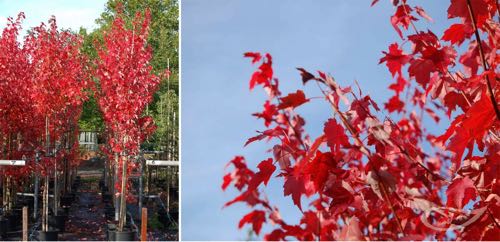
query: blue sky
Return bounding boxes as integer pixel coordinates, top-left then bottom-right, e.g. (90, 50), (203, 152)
(181, 0), (452, 240)
(0, 0), (106, 36)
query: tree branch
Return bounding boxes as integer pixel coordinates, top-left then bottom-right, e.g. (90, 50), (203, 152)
(466, 0), (500, 121)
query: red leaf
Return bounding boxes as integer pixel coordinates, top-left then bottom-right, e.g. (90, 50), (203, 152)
(323, 118), (349, 152)
(249, 158), (276, 189)
(277, 90), (309, 110)
(249, 54), (273, 90)
(306, 151), (336, 191)
(339, 217), (364, 241)
(415, 6), (433, 22)
(391, 5), (417, 38)
(244, 126), (284, 146)
(257, 158), (276, 186)
(222, 173), (232, 191)
(244, 52), (262, 64)
(388, 76), (407, 94)
(442, 23), (472, 46)
(284, 174), (306, 211)
(379, 43), (411, 77)
(408, 58), (434, 88)
(252, 100), (277, 127)
(448, 0), (488, 25)
(238, 210), (266, 235)
(446, 177), (477, 209)
(384, 95), (405, 113)
(296, 67), (316, 84)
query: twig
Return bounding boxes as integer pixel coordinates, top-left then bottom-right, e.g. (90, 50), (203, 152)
(314, 79), (406, 237)
(466, 0), (500, 121)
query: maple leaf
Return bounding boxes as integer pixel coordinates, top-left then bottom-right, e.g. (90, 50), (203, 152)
(249, 158), (276, 189)
(388, 76), (407, 94)
(446, 177), (477, 208)
(238, 210), (266, 235)
(284, 173), (307, 211)
(323, 118), (349, 152)
(244, 52), (262, 64)
(296, 67), (316, 84)
(384, 95), (405, 113)
(447, 0), (488, 25)
(379, 43), (411, 77)
(391, 5), (418, 38)
(408, 58), (434, 87)
(252, 100), (277, 127)
(249, 54), (273, 90)
(339, 217), (364, 241)
(415, 6), (433, 22)
(222, 173), (232, 191)
(442, 23), (472, 46)
(305, 151), (336, 192)
(327, 182), (354, 209)
(277, 90), (309, 110)
(244, 126), (284, 146)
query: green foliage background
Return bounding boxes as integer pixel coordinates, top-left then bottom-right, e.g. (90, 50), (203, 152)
(78, 0), (179, 158)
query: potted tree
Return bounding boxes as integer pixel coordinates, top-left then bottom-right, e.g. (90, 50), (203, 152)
(95, 7), (161, 241)
(24, 15), (89, 241)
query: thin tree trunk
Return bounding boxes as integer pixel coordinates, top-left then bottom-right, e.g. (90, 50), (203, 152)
(34, 153), (40, 220)
(42, 176), (49, 231)
(114, 153), (119, 221)
(118, 155), (128, 231)
(54, 159), (58, 216)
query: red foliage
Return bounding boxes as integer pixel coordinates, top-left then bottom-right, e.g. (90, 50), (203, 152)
(0, 13), (88, 179)
(95, 8), (160, 192)
(223, 1), (499, 240)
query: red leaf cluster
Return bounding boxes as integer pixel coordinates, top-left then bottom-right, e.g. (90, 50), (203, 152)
(223, 1), (499, 240)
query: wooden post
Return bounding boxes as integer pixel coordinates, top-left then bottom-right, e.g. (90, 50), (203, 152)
(141, 207), (147, 241)
(22, 206), (28, 241)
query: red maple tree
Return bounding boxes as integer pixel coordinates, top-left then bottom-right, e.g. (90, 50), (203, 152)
(95, 7), (160, 231)
(223, 0), (499, 240)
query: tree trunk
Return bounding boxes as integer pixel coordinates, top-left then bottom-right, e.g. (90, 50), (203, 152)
(34, 153), (40, 220)
(54, 159), (58, 216)
(138, 157), (143, 217)
(114, 153), (119, 221)
(42, 176), (49, 231)
(118, 156), (128, 231)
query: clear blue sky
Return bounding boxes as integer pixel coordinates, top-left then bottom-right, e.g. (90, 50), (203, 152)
(181, 0), (451, 240)
(0, 0), (106, 36)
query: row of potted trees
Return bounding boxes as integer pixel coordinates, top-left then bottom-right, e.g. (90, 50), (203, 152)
(0, 5), (161, 241)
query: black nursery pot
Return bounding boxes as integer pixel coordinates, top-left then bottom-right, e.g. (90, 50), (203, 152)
(107, 223), (117, 241)
(114, 230), (136, 241)
(49, 215), (67, 233)
(102, 193), (112, 203)
(61, 195), (73, 207)
(0, 218), (9, 238)
(170, 210), (179, 222)
(61, 206), (71, 215)
(38, 229), (59, 241)
(6, 213), (21, 230)
(107, 224), (136, 241)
